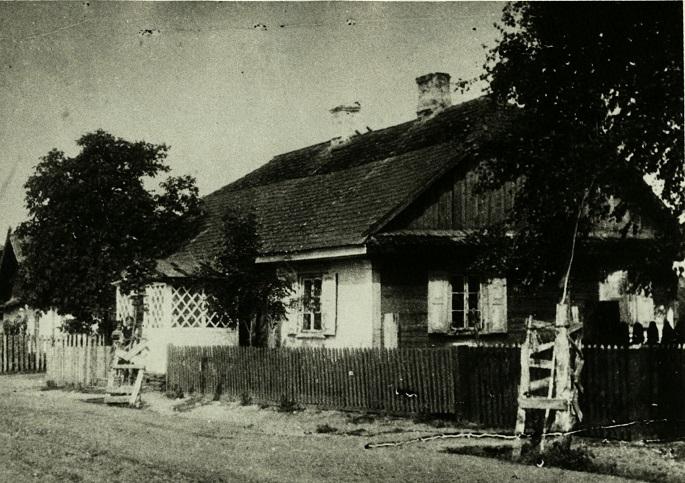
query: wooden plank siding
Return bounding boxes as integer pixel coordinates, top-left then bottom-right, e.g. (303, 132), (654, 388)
(387, 165), (518, 231)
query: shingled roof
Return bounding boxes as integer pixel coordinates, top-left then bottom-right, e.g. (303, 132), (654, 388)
(160, 96), (513, 276)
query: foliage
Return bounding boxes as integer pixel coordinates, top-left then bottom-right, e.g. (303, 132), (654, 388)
(239, 392), (253, 406)
(204, 207), (292, 346)
(467, 2), (683, 294)
(16, 130), (204, 332)
(277, 394), (299, 413)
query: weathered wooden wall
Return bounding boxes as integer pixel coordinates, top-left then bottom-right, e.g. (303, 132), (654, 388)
(388, 166), (518, 230)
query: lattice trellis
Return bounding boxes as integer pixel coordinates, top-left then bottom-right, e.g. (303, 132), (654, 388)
(116, 287), (135, 322)
(144, 283), (169, 329)
(170, 285), (228, 328)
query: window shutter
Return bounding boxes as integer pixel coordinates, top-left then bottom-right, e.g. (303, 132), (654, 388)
(479, 281), (490, 332)
(427, 272), (450, 333)
(483, 277), (507, 333)
(282, 280), (300, 336)
(321, 273), (338, 336)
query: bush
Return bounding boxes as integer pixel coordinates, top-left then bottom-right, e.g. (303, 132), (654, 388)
(277, 394), (299, 413)
(315, 424), (338, 434)
(239, 392), (253, 406)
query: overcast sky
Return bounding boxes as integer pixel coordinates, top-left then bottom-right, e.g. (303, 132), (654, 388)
(0, 1), (504, 237)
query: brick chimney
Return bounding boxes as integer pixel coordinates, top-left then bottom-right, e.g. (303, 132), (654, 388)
(330, 102), (362, 146)
(416, 73), (452, 118)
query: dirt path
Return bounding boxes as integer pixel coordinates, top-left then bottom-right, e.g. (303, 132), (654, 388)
(0, 374), (634, 482)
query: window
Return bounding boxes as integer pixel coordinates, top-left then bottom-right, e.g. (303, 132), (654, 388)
(428, 272), (507, 335)
(450, 275), (481, 330)
(300, 276), (322, 332)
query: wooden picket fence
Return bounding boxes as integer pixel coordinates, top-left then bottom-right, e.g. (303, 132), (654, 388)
(167, 344), (685, 437)
(167, 345), (520, 427)
(0, 335), (50, 374)
(581, 345), (685, 440)
(45, 335), (112, 387)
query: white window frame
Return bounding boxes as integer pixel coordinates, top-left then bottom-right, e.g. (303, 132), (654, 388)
(450, 275), (482, 330)
(299, 275), (323, 333)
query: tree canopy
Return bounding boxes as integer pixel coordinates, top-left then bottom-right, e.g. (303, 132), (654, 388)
(470, 2), (683, 296)
(202, 207), (291, 346)
(16, 130), (203, 332)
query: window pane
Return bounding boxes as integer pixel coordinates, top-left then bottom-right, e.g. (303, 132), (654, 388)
(452, 293), (464, 311)
(313, 313), (322, 331)
(468, 292), (479, 311)
(313, 279), (322, 297)
(467, 309), (480, 328)
(302, 313), (312, 331)
(452, 310), (465, 328)
(451, 275), (464, 292)
(467, 276), (480, 293)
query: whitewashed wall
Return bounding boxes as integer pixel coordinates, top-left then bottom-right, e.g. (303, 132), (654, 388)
(116, 284), (238, 374)
(281, 257), (378, 348)
(143, 327), (238, 374)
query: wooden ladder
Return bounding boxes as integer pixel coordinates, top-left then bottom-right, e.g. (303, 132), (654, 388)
(514, 305), (582, 455)
(105, 341), (148, 407)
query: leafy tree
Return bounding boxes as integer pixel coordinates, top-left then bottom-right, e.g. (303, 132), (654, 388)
(468, 2), (683, 300)
(16, 130), (203, 332)
(203, 207), (291, 347)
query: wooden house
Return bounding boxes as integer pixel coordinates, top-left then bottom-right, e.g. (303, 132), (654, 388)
(123, 73), (681, 373)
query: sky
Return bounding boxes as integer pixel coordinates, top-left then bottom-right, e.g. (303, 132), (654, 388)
(0, 1), (504, 238)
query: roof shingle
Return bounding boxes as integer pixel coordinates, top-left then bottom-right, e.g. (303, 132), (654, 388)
(160, 97), (513, 275)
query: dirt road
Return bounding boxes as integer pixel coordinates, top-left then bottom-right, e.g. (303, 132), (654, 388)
(0, 374), (632, 482)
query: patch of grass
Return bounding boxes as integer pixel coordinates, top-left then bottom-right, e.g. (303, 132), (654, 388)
(172, 395), (206, 413)
(315, 424), (338, 434)
(412, 412), (447, 428)
(239, 392), (253, 406)
(444, 445), (512, 458)
(520, 440), (615, 474)
(277, 395), (299, 413)
(349, 413), (375, 424)
(258, 403), (269, 409)
(41, 380), (60, 391)
(345, 428), (367, 437)
(445, 439), (617, 478)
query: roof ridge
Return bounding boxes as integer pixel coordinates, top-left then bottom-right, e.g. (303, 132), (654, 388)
(202, 95), (493, 198)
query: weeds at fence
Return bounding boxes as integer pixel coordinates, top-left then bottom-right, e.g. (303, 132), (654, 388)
(316, 424), (338, 434)
(213, 382), (223, 402)
(41, 380), (60, 391)
(166, 384), (184, 400)
(172, 395), (207, 413)
(278, 395), (299, 413)
(240, 392), (253, 406)
(413, 412), (449, 428)
(348, 413), (375, 425)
